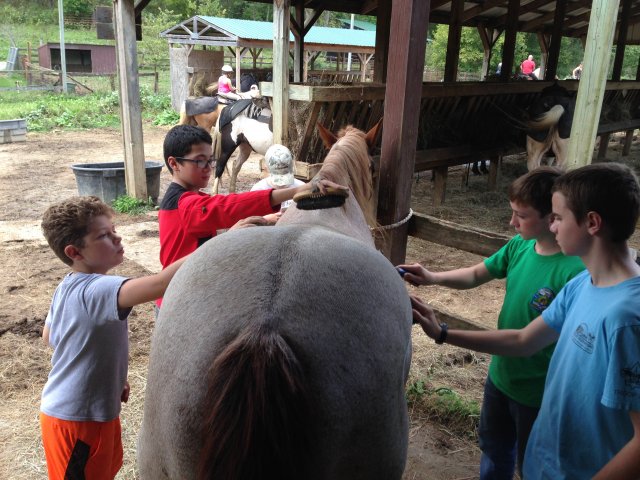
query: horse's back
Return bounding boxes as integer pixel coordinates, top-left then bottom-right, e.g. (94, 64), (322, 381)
(138, 225), (412, 480)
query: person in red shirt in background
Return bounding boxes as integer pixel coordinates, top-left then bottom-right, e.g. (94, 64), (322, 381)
(521, 55), (537, 79)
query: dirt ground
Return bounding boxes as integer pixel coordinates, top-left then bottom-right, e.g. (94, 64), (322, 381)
(1, 126), (638, 479)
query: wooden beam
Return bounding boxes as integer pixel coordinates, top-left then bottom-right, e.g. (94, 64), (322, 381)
(545, 0), (567, 80)
(374, 0), (391, 83)
(113, 0), (146, 200)
(612, 0), (632, 81)
(462, 0), (504, 23)
(293, 3), (304, 82)
(536, 31), (550, 79)
(566, 0), (621, 169)
(377, 0), (430, 264)
(409, 212), (510, 258)
(273, 0), (290, 145)
(444, 0), (464, 81)
(500, 0), (519, 81)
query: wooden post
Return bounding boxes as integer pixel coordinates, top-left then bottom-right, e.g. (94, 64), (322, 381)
(273, 0), (290, 145)
(566, 0), (621, 170)
(374, 0), (391, 83)
(536, 32), (549, 79)
(623, 129), (634, 156)
(153, 66), (158, 93)
(293, 3), (304, 83)
(113, 0), (147, 201)
(235, 48), (241, 88)
(612, 0), (632, 81)
(444, 0), (463, 81)
(377, 0), (430, 263)
(544, 0), (566, 80)
(597, 133), (611, 161)
(500, 0), (519, 81)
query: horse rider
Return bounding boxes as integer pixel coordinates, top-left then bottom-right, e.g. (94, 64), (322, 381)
(217, 65), (241, 102)
(521, 55), (537, 80)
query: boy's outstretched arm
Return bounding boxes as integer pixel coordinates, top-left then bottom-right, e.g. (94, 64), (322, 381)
(410, 295), (558, 356)
(117, 255), (189, 309)
(270, 178), (349, 206)
(398, 262), (493, 289)
(593, 411), (640, 480)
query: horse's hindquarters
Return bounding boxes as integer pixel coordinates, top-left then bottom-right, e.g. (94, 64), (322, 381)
(138, 225), (413, 480)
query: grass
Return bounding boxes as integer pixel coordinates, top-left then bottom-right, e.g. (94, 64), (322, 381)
(112, 195), (156, 215)
(0, 86), (178, 130)
(407, 378), (481, 440)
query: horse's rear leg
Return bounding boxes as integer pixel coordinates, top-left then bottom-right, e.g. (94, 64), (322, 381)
(551, 134), (569, 169)
(229, 143), (253, 193)
(526, 135), (548, 171)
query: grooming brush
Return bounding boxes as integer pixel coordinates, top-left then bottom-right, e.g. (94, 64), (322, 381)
(293, 187), (349, 210)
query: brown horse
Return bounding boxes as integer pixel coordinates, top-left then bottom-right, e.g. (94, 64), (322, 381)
(137, 121), (413, 480)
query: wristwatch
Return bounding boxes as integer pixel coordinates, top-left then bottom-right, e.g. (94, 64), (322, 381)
(435, 322), (448, 344)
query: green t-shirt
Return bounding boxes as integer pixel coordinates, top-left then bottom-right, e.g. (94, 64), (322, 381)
(484, 235), (584, 407)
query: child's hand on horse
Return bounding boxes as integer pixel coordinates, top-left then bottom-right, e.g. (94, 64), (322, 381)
(410, 295), (440, 339)
(230, 216), (271, 231)
(309, 178), (350, 194)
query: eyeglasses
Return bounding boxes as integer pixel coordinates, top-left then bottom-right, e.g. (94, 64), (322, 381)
(175, 157), (215, 169)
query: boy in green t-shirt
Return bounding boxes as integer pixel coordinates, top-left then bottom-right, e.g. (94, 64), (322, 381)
(398, 167), (584, 479)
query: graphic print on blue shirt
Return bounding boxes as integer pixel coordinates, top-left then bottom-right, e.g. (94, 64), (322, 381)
(572, 323), (595, 354)
(622, 362), (640, 388)
(529, 287), (555, 313)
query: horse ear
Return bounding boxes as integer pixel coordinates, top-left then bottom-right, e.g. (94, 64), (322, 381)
(317, 122), (338, 150)
(365, 119), (383, 151)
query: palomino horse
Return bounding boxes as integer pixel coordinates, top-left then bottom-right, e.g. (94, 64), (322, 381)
(137, 121), (413, 480)
(179, 73), (261, 133)
(212, 101), (273, 194)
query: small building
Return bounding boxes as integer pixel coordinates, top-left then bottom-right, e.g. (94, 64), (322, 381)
(37, 43), (116, 74)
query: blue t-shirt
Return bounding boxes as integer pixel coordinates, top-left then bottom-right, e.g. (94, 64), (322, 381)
(524, 270), (640, 479)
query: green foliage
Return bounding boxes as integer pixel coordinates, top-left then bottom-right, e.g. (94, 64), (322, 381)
(63, 0), (96, 17)
(112, 195), (155, 215)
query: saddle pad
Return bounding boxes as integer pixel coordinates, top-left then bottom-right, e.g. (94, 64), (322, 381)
(218, 99), (253, 130)
(185, 97), (219, 116)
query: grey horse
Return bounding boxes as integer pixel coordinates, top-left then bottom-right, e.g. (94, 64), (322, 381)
(137, 122), (413, 480)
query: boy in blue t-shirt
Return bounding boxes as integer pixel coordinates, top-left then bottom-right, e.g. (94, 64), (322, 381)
(399, 167), (584, 478)
(40, 196), (188, 480)
(412, 163), (640, 479)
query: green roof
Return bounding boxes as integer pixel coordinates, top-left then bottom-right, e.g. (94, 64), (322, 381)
(337, 18), (377, 31)
(197, 16), (375, 48)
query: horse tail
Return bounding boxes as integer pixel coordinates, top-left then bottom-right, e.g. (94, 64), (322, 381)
(528, 104), (565, 130)
(197, 322), (312, 480)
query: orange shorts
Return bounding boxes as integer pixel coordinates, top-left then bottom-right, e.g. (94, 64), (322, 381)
(40, 412), (123, 480)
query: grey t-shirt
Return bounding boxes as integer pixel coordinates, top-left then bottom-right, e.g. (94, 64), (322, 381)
(41, 272), (130, 422)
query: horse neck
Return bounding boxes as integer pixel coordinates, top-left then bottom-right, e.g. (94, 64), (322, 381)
(277, 196), (374, 248)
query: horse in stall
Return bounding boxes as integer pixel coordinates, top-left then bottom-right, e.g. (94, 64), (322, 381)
(211, 99), (274, 193)
(179, 73), (261, 133)
(525, 83), (574, 170)
(137, 121), (413, 480)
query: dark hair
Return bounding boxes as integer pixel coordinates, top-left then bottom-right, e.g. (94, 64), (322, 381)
(163, 125), (212, 174)
(508, 166), (563, 217)
(41, 196), (114, 266)
(553, 163), (640, 242)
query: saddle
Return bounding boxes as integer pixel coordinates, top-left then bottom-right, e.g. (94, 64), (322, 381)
(218, 99), (253, 130)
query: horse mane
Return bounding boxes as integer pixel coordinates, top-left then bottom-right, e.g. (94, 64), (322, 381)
(316, 125), (376, 228)
(197, 322), (312, 480)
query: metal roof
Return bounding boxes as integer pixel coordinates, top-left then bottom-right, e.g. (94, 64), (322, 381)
(242, 0), (640, 45)
(161, 15), (376, 52)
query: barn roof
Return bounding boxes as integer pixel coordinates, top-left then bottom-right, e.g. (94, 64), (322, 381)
(160, 15), (376, 53)
(244, 0), (640, 45)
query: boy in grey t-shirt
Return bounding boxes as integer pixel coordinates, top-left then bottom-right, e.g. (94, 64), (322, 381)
(39, 196), (188, 480)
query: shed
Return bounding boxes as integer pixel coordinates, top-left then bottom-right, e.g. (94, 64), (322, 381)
(161, 16), (376, 110)
(37, 43), (116, 74)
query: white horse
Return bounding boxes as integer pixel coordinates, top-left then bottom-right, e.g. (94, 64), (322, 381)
(137, 121), (414, 480)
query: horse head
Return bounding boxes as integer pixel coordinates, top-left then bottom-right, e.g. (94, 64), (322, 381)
(312, 120), (382, 228)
